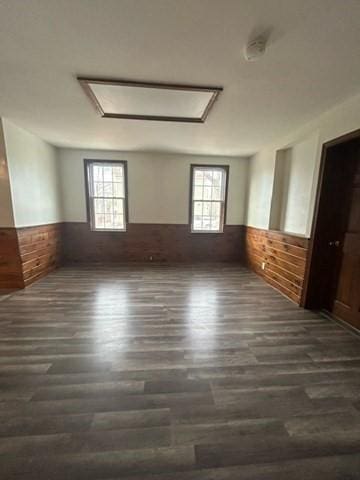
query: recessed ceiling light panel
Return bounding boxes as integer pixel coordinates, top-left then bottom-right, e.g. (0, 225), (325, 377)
(78, 78), (222, 123)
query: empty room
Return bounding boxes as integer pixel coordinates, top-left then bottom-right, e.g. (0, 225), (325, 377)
(1, 0), (360, 478)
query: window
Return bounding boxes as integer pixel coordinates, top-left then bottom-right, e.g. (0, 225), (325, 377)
(190, 165), (229, 233)
(85, 160), (128, 231)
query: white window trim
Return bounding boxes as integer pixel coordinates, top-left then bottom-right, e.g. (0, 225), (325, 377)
(190, 165), (228, 234)
(85, 159), (128, 232)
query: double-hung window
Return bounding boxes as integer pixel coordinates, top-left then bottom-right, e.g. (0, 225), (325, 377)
(190, 165), (229, 233)
(85, 160), (128, 231)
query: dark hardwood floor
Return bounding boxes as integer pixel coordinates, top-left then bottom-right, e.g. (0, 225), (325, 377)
(1, 264), (360, 479)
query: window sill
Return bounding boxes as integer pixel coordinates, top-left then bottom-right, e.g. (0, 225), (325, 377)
(90, 227), (127, 233)
(191, 230), (224, 234)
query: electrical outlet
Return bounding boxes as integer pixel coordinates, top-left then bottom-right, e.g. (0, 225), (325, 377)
(261, 262), (266, 270)
(149, 256), (153, 261)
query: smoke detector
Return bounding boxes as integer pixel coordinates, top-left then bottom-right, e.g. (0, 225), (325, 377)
(244, 35), (267, 61)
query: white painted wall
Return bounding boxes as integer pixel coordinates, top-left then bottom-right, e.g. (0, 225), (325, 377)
(0, 119), (15, 227)
(3, 119), (63, 227)
(246, 92), (360, 237)
(281, 135), (319, 234)
(58, 149), (248, 225)
(268, 149), (290, 231)
(246, 149), (275, 230)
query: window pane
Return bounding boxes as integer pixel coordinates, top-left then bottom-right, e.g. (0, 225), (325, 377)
(203, 171), (213, 186)
(203, 186), (212, 200)
(94, 182), (104, 196)
(212, 170), (221, 186)
(112, 166), (123, 182)
(202, 202), (212, 216)
(202, 216), (211, 230)
(94, 198), (104, 213)
(212, 186), (221, 201)
(191, 166), (227, 232)
(194, 201), (202, 215)
(113, 198), (123, 215)
(193, 216), (202, 230)
(103, 166), (112, 181)
(88, 161), (127, 231)
(212, 202), (221, 217)
(193, 185), (203, 200)
(104, 214), (113, 228)
(103, 182), (113, 197)
(211, 216), (220, 230)
(95, 213), (105, 229)
(194, 170), (204, 185)
(104, 198), (113, 214)
(93, 165), (103, 181)
(113, 182), (124, 197)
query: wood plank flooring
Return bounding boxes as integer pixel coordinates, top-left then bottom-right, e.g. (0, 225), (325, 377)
(1, 264), (360, 479)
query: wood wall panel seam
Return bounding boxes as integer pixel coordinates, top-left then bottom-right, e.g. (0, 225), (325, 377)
(244, 226), (309, 305)
(15, 223), (64, 288)
(246, 248), (304, 279)
(246, 235), (307, 260)
(246, 256), (304, 288)
(245, 225), (309, 248)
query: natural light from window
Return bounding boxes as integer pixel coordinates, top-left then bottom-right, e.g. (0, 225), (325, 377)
(86, 161), (126, 231)
(191, 166), (227, 233)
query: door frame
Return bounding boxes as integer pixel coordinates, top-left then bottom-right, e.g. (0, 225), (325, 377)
(301, 128), (360, 309)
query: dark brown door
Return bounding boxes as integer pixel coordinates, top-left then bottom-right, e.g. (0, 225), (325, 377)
(332, 156), (360, 329)
(303, 131), (360, 332)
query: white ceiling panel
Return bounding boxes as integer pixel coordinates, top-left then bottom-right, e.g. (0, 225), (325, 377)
(82, 80), (219, 121)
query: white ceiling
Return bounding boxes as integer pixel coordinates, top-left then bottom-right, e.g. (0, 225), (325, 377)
(0, 0), (359, 156)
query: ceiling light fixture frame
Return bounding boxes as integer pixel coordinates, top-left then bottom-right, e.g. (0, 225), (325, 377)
(78, 77), (223, 123)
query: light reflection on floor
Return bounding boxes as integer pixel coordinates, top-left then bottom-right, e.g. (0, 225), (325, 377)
(92, 284), (130, 361)
(186, 281), (219, 352)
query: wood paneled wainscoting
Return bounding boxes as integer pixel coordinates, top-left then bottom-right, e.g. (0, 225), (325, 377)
(63, 223), (244, 263)
(2, 223), (311, 301)
(0, 228), (24, 290)
(244, 226), (309, 305)
(17, 224), (63, 286)
(0, 224), (63, 290)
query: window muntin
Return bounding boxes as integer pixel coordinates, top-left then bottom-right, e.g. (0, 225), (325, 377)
(86, 161), (127, 231)
(191, 166), (228, 233)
